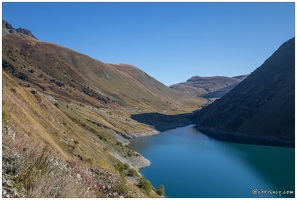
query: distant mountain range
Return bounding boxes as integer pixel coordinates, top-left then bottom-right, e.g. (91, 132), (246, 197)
(195, 37), (295, 147)
(170, 74), (249, 99)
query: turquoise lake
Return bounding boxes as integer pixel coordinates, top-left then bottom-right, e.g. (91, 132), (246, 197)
(128, 125), (295, 198)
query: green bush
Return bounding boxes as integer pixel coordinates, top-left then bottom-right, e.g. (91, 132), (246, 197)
(123, 163), (130, 170)
(127, 168), (139, 177)
(114, 178), (128, 196)
(99, 135), (107, 141)
(114, 163), (130, 172)
(2, 111), (8, 122)
(139, 178), (154, 196)
(156, 185), (165, 196)
(139, 178), (152, 191)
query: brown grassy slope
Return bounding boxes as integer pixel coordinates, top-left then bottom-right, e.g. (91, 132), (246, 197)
(2, 32), (206, 113)
(2, 32), (206, 137)
(2, 20), (208, 197)
(3, 71), (116, 167)
(2, 70), (155, 198)
(3, 29), (185, 197)
(195, 37), (295, 146)
(170, 75), (243, 97)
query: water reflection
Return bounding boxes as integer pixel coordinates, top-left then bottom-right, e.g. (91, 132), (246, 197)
(213, 138), (295, 192)
(129, 125), (295, 198)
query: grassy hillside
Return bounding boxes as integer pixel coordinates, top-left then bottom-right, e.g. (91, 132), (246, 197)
(170, 75), (246, 97)
(2, 32), (206, 113)
(2, 21), (207, 197)
(2, 29), (207, 135)
(195, 37), (295, 147)
(3, 71), (152, 197)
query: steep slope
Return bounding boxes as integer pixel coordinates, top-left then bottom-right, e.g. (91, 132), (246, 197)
(195, 37), (295, 147)
(2, 20), (207, 197)
(232, 74), (249, 81)
(3, 71), (152, 197)
(170, 75), (247, 98)
(2, 28), (205, 113)
(201, 81), (240, 99)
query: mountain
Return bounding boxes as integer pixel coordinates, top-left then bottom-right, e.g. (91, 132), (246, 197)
(2, 20), (37, 39)
(2, 21), (206, 114)
(2, 20), (207, 198)
(195, 37), (295, 147)
(200, 78), (247, 99)
(170, 75), (248, 98)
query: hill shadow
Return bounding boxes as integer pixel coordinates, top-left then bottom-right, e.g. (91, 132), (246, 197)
(130, 112), (195, 132)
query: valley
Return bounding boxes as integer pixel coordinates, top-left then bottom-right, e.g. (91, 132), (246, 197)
(2, 19), (294, 198)
(2, 20), (207, 198)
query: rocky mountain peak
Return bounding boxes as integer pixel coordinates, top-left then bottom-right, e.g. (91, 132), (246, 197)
(2, 20), (37, 39)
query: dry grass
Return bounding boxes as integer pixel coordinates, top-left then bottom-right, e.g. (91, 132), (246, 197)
(3, 131), (97, 197)
(2, 72), (151, 198)
(2, 30), (204, 198)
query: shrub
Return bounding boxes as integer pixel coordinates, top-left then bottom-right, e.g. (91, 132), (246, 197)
(156, 185), (165, 196)
(139, 178), (154, 196)
(54, 102), (59, 108)
(10, 88), (16, 93)
(115, 164), (124, 172)
(127, 168), (139, 178)
(114, 163), (130, 172)
(55, 81), (64, 87)
(2, 111), (8, 122)
(114, 177), (128, 196)
(86, 158), (93, 164)
(116, 141), (122, 146)
(139, 178), (152, 191)
(123, 163), (130, 170)
(17, 72), (28, 81)
(99, 136), (107, 141)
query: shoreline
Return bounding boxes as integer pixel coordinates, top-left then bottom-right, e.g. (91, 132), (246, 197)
(196, 126), (295, 148)
(119, 122), (193, 172)
(117, 121), (294, 176)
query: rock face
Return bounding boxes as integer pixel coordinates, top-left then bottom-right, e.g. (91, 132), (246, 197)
(2, 20), (37, 39)
(195, 37), (295, 147)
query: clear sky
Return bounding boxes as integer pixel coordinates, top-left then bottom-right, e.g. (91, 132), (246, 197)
(2, 2), (295, 86)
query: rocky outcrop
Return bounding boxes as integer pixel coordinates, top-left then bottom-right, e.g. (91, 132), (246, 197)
(2, 20), (37, 39)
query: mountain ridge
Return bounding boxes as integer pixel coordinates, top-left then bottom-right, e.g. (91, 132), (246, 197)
(2, 20), (206, 198)
(170, 74), (248, 98)
(195, 37), (295, 147)
(2, 19), (37, 39)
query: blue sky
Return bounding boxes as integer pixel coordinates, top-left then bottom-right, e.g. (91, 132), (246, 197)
(2, 2), (295, 86)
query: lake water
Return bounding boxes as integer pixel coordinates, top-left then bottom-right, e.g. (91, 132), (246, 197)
(128, 125), (295, 198)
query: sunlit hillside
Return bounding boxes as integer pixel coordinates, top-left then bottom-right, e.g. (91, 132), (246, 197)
(2, 20), (206, 197)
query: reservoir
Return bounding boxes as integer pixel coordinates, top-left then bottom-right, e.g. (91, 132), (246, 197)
(128, 125), (295, 198)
